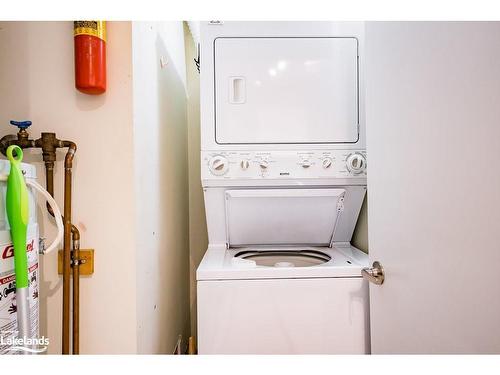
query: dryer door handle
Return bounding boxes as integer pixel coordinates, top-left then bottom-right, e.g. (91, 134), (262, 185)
(229, 76), (246, 104)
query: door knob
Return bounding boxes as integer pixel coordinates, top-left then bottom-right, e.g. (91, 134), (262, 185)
(362, 261), (385, 285)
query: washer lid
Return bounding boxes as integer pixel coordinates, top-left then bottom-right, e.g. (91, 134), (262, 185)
(225, 188), (345, 247)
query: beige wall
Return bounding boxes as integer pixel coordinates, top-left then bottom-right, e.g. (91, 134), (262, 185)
(184, 23), (208, 341)
(0, 21), (138, 353)
(132, 21), (190, 354)
(352, 198), (368, 253)
(0, 20), (193, 354)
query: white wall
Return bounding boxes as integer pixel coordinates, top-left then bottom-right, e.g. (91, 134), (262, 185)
(365, 22), (500, 353)
(132, 21), (190, 354)
(0, 21), (138, 353)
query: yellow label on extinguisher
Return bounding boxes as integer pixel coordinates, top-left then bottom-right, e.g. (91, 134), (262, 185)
(74, 21), (106, 42)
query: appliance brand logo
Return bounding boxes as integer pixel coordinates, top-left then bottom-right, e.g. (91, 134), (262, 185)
(2, 240), (35, 260)
(279, 172), (290, 176)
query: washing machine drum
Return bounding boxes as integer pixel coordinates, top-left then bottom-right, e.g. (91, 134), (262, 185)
(234, 249), (331, 268)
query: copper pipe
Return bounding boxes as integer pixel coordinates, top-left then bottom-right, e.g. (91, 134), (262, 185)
(44, 162), (81, 241)
(72, 240), (80, 354)
(63, 141), (79, 355)
(0, 131), (36, 153)
(44, 157), (81, 354)
(45, 163), (54, 199)
(62, 142), (76, 355)
(43, 162), (68, 353)
(62, 213), (71, 354)
(40, 139), (79, 354)
(43, 161), (70, 353)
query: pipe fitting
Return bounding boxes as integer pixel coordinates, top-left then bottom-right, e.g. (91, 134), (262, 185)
(38, 133), (58, 163)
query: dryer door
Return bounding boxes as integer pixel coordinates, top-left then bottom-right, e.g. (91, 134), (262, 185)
(214, 37), (359, 144)
(225, 188), (346, 246)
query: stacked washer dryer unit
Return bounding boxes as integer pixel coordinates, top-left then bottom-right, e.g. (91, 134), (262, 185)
(197, 22), (369, 354)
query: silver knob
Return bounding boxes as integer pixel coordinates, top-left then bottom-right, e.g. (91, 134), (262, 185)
(240, 160), (250, 170)
(259, 160), (269, 170)
(346, 153), (366, 174)
(322, 157), (333, 169)
(209, 155), (229, 176)
(361, 261), (385, 285)
(301, 159), (311, 168)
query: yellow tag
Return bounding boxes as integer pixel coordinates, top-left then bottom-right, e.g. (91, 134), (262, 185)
(74, 21), (106, 42)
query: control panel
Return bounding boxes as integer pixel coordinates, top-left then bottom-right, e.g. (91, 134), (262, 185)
(202, 150), (367, 180)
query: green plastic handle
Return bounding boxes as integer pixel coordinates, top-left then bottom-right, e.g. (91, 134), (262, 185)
(5, 145), (29, 289)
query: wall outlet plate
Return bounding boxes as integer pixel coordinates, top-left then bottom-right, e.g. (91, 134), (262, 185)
(58, 249), (94, 275)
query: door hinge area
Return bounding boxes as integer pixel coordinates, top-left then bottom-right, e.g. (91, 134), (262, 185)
(337, 196), (345, 212)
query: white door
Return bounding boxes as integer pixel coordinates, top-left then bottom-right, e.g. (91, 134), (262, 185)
(365, 22), (500, 354)
(214, 37), (359, 144)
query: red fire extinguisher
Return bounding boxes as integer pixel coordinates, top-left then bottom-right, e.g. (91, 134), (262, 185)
(74, 21), (107, 95)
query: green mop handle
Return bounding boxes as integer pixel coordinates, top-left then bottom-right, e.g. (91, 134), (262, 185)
(6, 145), (30, 290)
(6, 145), (31, 347)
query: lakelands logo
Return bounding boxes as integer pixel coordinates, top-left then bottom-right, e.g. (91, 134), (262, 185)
(0, 331), (49, 353)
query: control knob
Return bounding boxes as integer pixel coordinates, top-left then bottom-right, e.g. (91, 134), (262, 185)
(346, 153), (366, 174)
(301, 159), (311, 168)
(208, 155), (229, 176)
(322, 157), (333, 169)
(259, 160), (269, 170)
(240, 160), (250, 170)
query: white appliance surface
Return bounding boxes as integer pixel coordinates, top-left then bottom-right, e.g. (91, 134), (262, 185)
(201, 150), (367, 185)
(225, 188), (345, 246)
(201, 21), (365, 152)
(204, 185), (366, 248)
(198, 21), (368, 355)
(197, 244), (369, 280)
(197, 245), (369, 354)
(198, 278), (369, 354)
(214, 37), (359, 144)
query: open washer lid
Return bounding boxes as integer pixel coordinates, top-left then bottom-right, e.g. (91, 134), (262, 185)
(225, 188), (345, 247)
